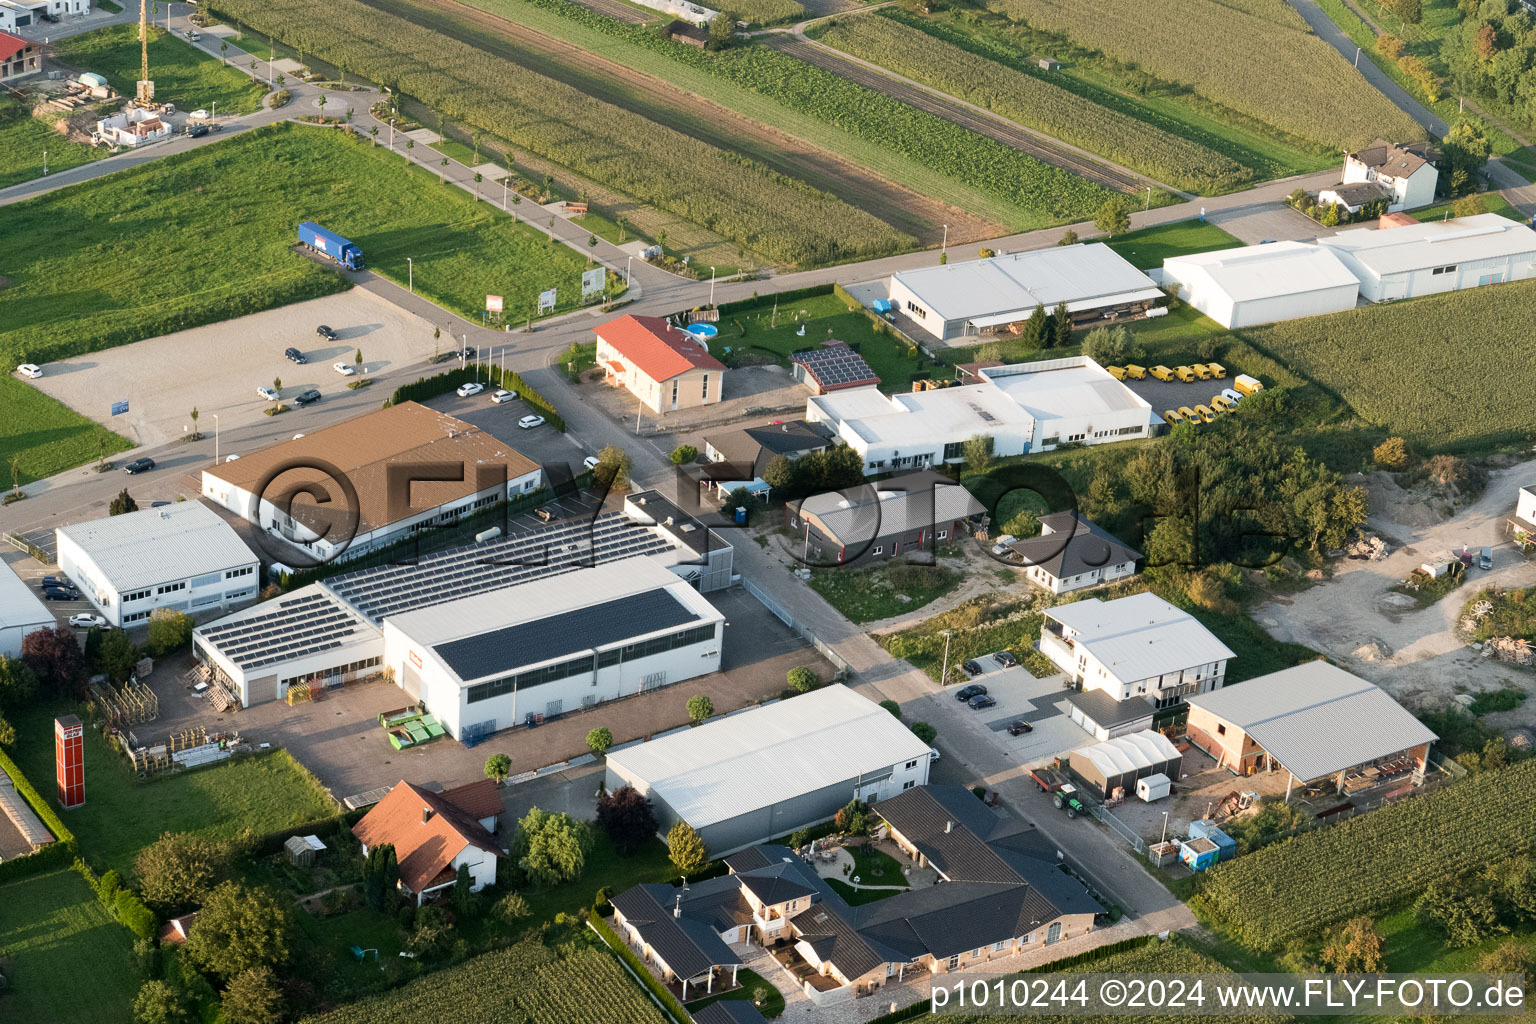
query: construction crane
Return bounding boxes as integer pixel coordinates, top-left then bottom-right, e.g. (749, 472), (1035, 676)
(134, 0), (154, 105)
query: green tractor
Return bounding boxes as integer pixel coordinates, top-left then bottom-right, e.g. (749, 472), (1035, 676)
(1053, 783), (1088, 819)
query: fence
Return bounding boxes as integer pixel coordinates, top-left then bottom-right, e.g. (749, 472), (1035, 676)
(2, 530), (48, 564)
(740, 577), (852, 679)
(1090, 803), (1146, 853)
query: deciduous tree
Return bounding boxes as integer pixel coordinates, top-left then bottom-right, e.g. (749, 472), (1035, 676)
(686, 694), (714, 725)
(596, 785), (658, 853)
(1093, 199), (1130, 237)
(21, 626), (85, 699)
(220, 966), (284, 1024)
(1319, 917), (1386, 972)
(484, 753), (512, 785)
(512, 807), (593, 886)
(184, 882), (295, 981)
(668, 820), (709, 875)
(136, 832), (228, 914)
(585, 727), (613, 756)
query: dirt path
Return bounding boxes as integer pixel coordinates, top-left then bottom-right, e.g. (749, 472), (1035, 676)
(1257, 458), (1536, 712)
(398, 0), (1000, 248)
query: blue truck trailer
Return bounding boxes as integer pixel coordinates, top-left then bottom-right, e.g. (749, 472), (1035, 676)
(298, 221), (365, 270)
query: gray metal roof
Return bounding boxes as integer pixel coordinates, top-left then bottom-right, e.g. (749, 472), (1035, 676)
(1064, 688), (1156, 729)
(893, 243), (1158, 325)
(1184, 662), (1438, 782)
(798, 471), (985, 546)
(1008, 512), (1141, 578)
(0, 558), (52, 636)
(56, 502), (257, 593)
(1319, 214), (1536, 277)
(1047, 592), (1235, 682)
(194, 583), (379, 672)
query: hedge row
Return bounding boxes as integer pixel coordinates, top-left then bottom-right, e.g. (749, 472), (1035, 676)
(0, 746), (78, 883)
(589, 914), (689, 1024)
(716, 283), (832, 317)
(387, 365), (565, 432)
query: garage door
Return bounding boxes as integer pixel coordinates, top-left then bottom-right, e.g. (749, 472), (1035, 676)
(247, 674), (278, 705)
(402, 662), (423, 701)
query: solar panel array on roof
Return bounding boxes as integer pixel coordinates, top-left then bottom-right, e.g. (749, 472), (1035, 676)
(324, 510), (675, 624)
(792, 345), (878, 388)
(197, 590), (366, 671)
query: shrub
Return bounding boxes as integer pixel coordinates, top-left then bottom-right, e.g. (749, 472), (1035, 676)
(667, 821), (709, 875)
(595, 786), (657, 854)
(909, 721), (937, 744)
(268, 88), (291, 108)
(495, 890), (530, 923)
(1372, 436), (1409, 469)
(786, 666), (817, 693)
(115, 887), (159, 941)
(686, 694), (714, 725)
(668, 444), (697, 465)
(878, 699), (901, 719)
(585, 727), (613, 755)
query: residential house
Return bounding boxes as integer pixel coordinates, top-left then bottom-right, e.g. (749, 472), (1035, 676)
(0, 0), (89, 34)
(0, 30), (39, 79)
(94, 106), (172, 147)
(699, 419), (831, 499)
(595, 314), (724, 414)
(352, 780), (504, 904)
(786, 470), (986, 565)
(1336, 139), (1438, 212)
(1004, 511), (1140, 595)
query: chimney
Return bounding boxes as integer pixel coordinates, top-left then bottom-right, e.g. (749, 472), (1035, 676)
(944, 820), (953, 834)
(422, 806), (433, 824)
(674, 893), (683, 918)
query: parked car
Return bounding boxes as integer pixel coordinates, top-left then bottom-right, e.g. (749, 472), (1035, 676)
(1480, 546), (1494, 570)
(185, 29), (200, 39)
(491, 389), (516, 404)
(122, 457), (155, 474)
(968, 694), (998, 710)
(69, 613), (108, 629)
(293, 389), (321, 405)
(150, 501), (172, 507)
(42, 575), (70, 588)
(42, 582), (78, 598)
(1007, 720), (1034, 735)
(989, 534), (1017, 556)
(315, 324), (338, 341)
(333, 362), (358, 376)
(992, 650), (1018, 668)
(41, 587), (74, 601)
(284, 347), (307, 364)
(518, 414), (546, 430)
(256, 385), (278, 401)
(955, 684), (988, 703)
(186, 123), (209, 138)
(456, 381), (484, 398)
(1220, 388), (1244, 405)
(582, 455), (601, 471)
(16, 363), (41, 379)
(929, 746), (941, 762)
(961, 659), (983, 677)
(292, 434), (305, 441)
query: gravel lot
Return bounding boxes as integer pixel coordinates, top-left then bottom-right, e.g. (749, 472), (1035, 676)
(29, 289), (442, 448)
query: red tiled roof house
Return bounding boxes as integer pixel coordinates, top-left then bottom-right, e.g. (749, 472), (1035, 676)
(352, 780), (504, 905)
(595, 315), (724, 415)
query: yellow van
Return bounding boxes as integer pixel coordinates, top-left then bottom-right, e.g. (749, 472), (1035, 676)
(1234, 373), (1263, 396)
(1150, 365), (1174, 381)
(1175, 365), (1196, 383)
(1123, 364), (1147, 379)
(1193, 404), (1216, 424)
(1177, 406), (1197, 422)
(1191, 363), (1212, 381)
(1205, 362), (1227, 379)
(1164, 408), (1183, 424)
(1105, 365), (1127, 380)
(1211, 395), (1235, 412)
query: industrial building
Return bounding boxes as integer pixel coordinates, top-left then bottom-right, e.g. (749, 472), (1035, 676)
(201, 401), (543, 565)
(1183, 661), (1438, 800)
(786, 470), (986, 565)
(381, 558), (724, 742)
(1160, 241), (1361, 328)
(805, 356), (1155, 473)
(886, 244), (1164, 344)
(1003, 511), (1140, 595)
(1318, 214), (1536, 302)
(604, 685), (934, 856)
(1068, 731), (1183, 800)
(57, 503), (260, 628)
(193, 493), (734, 720)
(0, 559), (53, 659)
(596, 314), (725, 414)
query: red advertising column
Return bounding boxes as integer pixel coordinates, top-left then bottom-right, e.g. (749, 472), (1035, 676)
(55, 714), (84, 809)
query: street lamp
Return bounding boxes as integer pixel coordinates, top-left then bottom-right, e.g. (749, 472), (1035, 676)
(1144, 185), (1151, 211)
(941, 223), (949, 256)
(626, 255), (633, 288)
(42, 150), (46, 175)
(709, 265), (717, 307)
(939, 630), (953, 686)
(212, 413), (220, 466)
(406, 257), (413, 293)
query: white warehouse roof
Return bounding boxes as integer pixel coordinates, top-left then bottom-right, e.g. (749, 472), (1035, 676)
(1072, 731), (1181, 777)
(1185, 661), (1438, 783)
(1047, 592), (1235, 681)
(0, 559), (53, 643)
(892, 244), (1160, 325)
(1163, 241), (1359, 301)
(1319, 213), (1536, 277)
(56, 502), (257, 593)
(606, 685), (933, 830)
(981, 358), (1151, 419)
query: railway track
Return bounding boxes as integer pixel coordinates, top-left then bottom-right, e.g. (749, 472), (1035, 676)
(765, 35), (1153, 195)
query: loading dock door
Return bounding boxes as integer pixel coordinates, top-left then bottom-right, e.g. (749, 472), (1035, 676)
(401, 662), (423, 701)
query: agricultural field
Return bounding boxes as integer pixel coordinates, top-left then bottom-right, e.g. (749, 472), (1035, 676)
(1195, 758), (1536, 951)
(1239, 279), (1536, 452)
(52, 24), (266, 116)
(0, 122), (600, 370)
(732, 0), (804, 24)
(0, 375), (133, 488)
(296, 937), (669, 1024)
(811, 14), (1252, 194)
(0, 869), (138, 1024)
(0, 96), (104, 190)
(437, 0), (1126, 230)
(207, 0), (912, 267)
(985, 0), (1422, 150)
(7, 703), (336, 874)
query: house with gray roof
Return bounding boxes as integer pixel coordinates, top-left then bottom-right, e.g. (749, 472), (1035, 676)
(1184, 661), (1437, 800)
(1005, 511), (1140, 595)
(610, 786), (1100, 1006)
(787, 470), (986, 566)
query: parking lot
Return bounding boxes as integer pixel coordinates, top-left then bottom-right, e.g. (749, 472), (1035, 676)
(1121, 367), (1248, 425)
(942, 654), (1095, 765)
(422, 390), (589, 470)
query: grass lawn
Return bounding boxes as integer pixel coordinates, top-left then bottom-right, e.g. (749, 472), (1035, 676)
(52, 25), (266, 116)
(0, 868), (138, 1024)
(1103, 220), (1242, 270)
(825, 876), (906, 906)
(8, 702), (336, 875)
(520, 832), (677, 927)
(719, 292), (939, 391)
(0, 96), (105, 190)
(1408, 193), (1527, 222)
(808, 563), (961, 624)
(0, 122), (599, 370)
(0, 375), (134, 487)
(685, 968), (786, 1019)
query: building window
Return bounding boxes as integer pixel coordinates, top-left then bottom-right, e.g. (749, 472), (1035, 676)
(992, 940), (1008, 952)
(671, 380), (679, 405)
(123, 611), (150, 624)
(905, 759), (918, 770)
(223, 566), (253, 580)
(871, 545), (883, 555)
(942, 441), (964, 461)
(1431, 265), (1458, 275)
(903, 780), (915, 791)
(1216, 723), (1226, 735)
(156, 581), (187, 595)
(702, 375), (709, 400)
(937, 529), (948, 540)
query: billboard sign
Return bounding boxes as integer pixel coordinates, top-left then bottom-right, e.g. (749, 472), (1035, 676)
(581, 267), (605, 298)
(538, 288), (557, 313)
(486, 294), (503, 313)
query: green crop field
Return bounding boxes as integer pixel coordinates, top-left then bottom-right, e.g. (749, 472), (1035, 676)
(53, 24), (266, 116)
(0, 869), (138, 1024)
(812, 14), (1251, 194)
(0, 376), (133, 488)
(0, 122), (603, 369)
(732, 0), (803, 24)
(206, 0), (910, 267)
(8, 703), (335, 874)
(296, 938), (668, 1024)
(0, 96), (104, 190)
(987, 0), (1421, 150)
(1240, 279), (1536, 452)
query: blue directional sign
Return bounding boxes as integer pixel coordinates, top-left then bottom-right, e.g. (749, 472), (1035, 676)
(111, 400), (130, 416)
